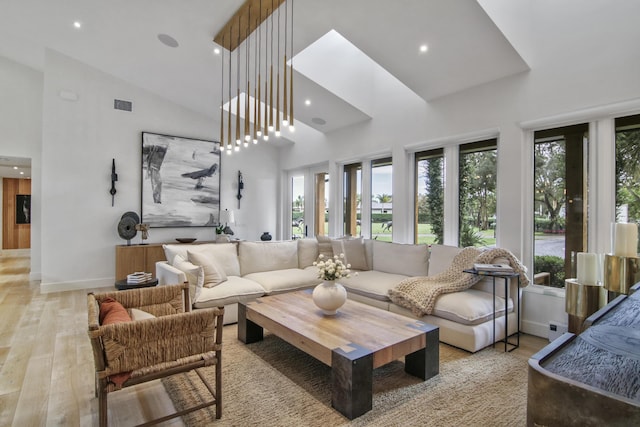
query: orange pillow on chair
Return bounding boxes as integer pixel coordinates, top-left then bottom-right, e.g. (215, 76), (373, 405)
(99, 297), (133, 387)
(99, 297), (132, 325)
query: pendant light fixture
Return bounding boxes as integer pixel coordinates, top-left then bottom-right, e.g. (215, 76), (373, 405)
(214, 0), (294, 155)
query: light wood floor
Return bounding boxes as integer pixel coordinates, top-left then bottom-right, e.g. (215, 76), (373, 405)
(0, 249), (548, 426)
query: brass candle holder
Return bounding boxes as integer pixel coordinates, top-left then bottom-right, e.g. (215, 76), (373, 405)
(565, 279), (601, 334)
(603, 254), (640, 298)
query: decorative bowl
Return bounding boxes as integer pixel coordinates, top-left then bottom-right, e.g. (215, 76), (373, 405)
(175, 238), (197, 244)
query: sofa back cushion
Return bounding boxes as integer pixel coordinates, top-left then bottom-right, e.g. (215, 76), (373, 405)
(297, 238), (319, 268)
(184, 243), (241, 276)
(239, 241), (298, 275)
(316, 235), (334, 259)
(428, 244), (462, 276)
(331, 237), (369, 271)
(372, 240), (429, 277)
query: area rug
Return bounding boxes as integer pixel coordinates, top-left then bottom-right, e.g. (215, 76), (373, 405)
(162, 324), (529, 426)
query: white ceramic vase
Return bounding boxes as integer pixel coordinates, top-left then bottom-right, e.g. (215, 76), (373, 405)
(312, 280), (347, 315)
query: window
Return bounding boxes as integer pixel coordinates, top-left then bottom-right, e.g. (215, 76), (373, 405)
(458, 140), (497, 247)
(291, 175), (305, 238)
(343, 163), (362, 237)
(615, 114), (640, 253)
(415, 149), (444, 244)
(533, 124), (588, 287)
(371, 157), (392, 241)
(315, 173), (329, 236)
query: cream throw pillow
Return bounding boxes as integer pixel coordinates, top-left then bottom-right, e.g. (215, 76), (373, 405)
(316, 235), (334, 259)
(187, 250), (228, 288)
(172, 254), (204, 303)
(130, 308), (156, 321)
(331, 237), (368, 271)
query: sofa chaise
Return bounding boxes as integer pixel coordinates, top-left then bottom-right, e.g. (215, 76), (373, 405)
(156, 237), (525, 352)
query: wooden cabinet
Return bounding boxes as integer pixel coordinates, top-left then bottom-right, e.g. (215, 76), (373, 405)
(115, 243), (166, 280)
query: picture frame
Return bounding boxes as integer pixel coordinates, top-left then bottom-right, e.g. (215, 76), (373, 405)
(141, 132), (221, 228)
(16, 194), (31, 224)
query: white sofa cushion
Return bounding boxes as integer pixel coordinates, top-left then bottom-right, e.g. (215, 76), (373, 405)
(193, 276), (266, 308)
(431, 289), (513, 326)
(239, 241), (298, 275)
(187, 250), (228, 288)
(316, 235), (334, 259)
(331, 237), (369, 271)
(172, 255), (204, 303)
(245, 268), (321, 293)
(372, 240), (429, 277)
(340, 270), (409, 301)
(297, 238), (319, 268)
(163, 243), (240, 276)
(428, 244), (462, 276)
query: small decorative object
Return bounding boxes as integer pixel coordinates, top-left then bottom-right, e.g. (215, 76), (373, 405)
(117, 211), (139, 246)
(312, 254), (353, 315)
(216, 234), (230, 243)
(136, 223), (149, 244)
(260, 232), (272, 241)
(176, 238), (197, 244)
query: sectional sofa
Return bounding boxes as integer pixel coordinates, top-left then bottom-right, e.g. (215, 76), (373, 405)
(156, 237), (523, 352)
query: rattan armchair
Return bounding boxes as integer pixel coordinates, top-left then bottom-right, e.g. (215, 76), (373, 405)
(87, 283), (224, 426)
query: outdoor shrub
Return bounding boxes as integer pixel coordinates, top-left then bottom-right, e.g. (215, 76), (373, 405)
(534, 255), (565, 288)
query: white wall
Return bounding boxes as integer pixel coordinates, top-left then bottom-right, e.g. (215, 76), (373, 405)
(0, 56), (42, 278)
(39, 50), (279, 291)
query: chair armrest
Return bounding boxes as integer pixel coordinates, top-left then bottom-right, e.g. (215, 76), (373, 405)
(90, 307), (224, 376)
(156, 261), (187, 285)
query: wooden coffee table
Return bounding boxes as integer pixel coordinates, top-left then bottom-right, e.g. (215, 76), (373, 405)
(238, 290), (439, 419)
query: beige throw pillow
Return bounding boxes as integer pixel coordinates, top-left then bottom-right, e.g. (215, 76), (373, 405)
(331, 237), (368, 271)
(172, 254), (204, 303)
(187, 250), (228, 288)
(316, 235), (334, 259)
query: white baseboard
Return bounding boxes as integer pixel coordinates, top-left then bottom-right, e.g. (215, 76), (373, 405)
(522, 319), (549, 339)
(40, 277), (114, 293)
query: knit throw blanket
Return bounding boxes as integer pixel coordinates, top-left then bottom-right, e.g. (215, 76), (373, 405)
(388, 247), (529, 317)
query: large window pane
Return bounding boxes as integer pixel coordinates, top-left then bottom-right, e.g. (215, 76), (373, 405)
(344, 163), (362, 237)
(291, 175), (304, 238)
(371, 158), (392, 241)
(459, 140), (497, 248)
(615, 114), (640, 254)
(415, 149), (444, 244)
(533, 124), (588, 288)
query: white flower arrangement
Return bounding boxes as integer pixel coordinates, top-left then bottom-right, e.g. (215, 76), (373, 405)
(313, 253), (355, 281)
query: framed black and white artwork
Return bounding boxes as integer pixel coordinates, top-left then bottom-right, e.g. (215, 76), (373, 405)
(141, 132), (221, 228)
(16, 194), (30, 224)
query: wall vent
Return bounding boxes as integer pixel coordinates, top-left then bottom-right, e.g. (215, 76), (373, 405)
(114, 99), (133, 112)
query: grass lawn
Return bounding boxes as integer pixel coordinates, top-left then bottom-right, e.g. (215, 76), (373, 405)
(292, 222), (497, 247)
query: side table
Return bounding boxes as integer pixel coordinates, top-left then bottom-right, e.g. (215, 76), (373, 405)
(115, 278), (158, 290)
(464, 269), (520, 352)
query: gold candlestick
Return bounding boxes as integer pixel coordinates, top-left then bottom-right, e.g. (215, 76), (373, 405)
(603, 254), (640, 298)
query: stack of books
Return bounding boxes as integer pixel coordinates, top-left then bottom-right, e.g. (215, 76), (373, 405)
(127, 272), (153, 284)
(473, 263), (513, 273)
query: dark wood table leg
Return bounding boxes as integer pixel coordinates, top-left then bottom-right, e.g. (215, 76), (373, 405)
(237, 303), (263, 343)
(405, 327), (439, 380)
(331, 344), (373, 420)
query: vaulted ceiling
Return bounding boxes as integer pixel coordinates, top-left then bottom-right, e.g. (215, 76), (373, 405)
(0, 0), (528, 146)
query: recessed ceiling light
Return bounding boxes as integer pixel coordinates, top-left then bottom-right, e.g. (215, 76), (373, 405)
(420, 44), (428, 53)
(213, 47), (221, 55)
(13, 166), (18, 170)
(305, 99), (311, 106)
(73, 21), (82, 29)
(157, 33), (179, 48)
(19, 171), (24, 175)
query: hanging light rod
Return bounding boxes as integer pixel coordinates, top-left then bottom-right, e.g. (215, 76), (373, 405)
(214, 0), (285, 51)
